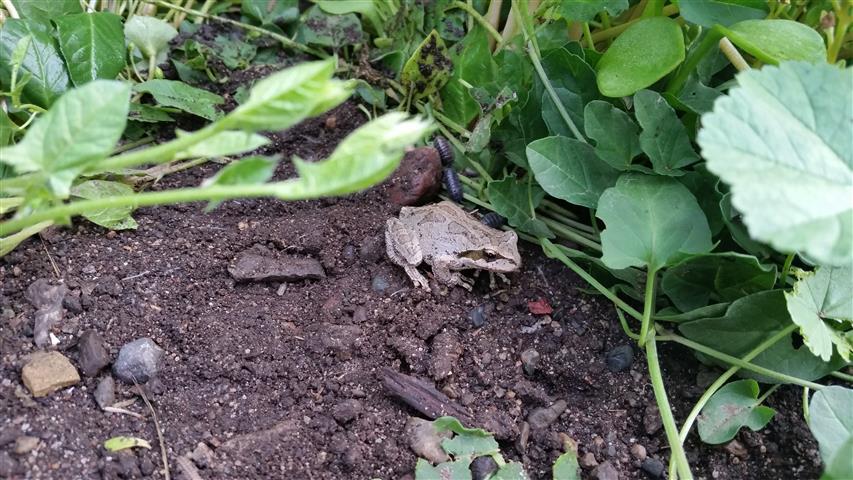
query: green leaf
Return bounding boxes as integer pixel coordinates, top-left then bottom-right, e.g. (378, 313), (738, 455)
(634, 89), (700, 175)
(541, 88), (584, 138)
(175, 131), (270, 160)
(54, 12), (125, 86)
(11, 0), (82, 20)
(401, 30), (452, 99)
(440, 26), (494, 126)
(722, 20), (827, 64)
(0, 18), (70, 107)
(595, 17), (685, 97)
(314, 0), (394, 36)
(698, 62), (852, 267)
(432, 417), (500, 458)
(241, 0), (298, 25)
(133, 80), (224, 121)
(212, 35), (256, 70)
(679, 290), (847, 383)
(552, 450), (580, 480)
(0, 80), (130, 196)
(697, 379), (776, 444)
(71, 180), (138, 230)
(583, 100), (642, 170)
(719, 192), (774, 260)
(486, 176), (553, 239)
(297, 6), (363, 47)
(492, 462), (529, 479)
(662, 253), (777, 312)
(526, 136), (620, 208)
(103, 436), (151, 452)
(809, 386), (853, 480)
(679, 166), (724, 235)
(223, 58), (352, 131)
(678, 0), (768, 28)
(414, 457), (472, 480)
(556, 0), (628, 22)
(128, 103), (174, 123)
(785, 266), (853, 362)
(596, 174), (712, 272)
(202, 156), (278, 211)
(538, 48), (599, 108)
(123, 15), (177, 59)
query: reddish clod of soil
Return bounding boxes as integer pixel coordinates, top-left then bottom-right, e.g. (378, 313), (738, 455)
(0, 102), (822, 480)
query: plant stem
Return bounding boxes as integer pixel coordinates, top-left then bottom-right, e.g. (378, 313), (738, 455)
(779, 252), (795, 287)
(828, 0), (851, 63)
(583, 22), (597, 51)
(638, 269), (656, 347)
(539, 217), (602, 251)
(802, 387), (811, 423)
(719, 37), (750, 71)
(526, 40), (587, 143)
(643, 0), (664, 17)
(591, 4), (679, 42)
(646, 335), (694, 480)
(830, 370), (853, 383)
(665, 28), (723, 95)
(539, 209), (597, 235)
(449, 1), (503, 44)
(541, 199), (580, 220)
(756, 384), (781, 405)
(485, 0), (503, 50)
(616, 307), (640, 340)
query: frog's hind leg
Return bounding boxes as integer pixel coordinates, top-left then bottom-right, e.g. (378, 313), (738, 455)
(404, 265), (430, 290)
(433, 256), (474, 291)
(386, 218), (429, 290)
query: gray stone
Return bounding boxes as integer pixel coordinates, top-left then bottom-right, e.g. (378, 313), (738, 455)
(592, 460), (618, 480)
(21, 351), (80, 397)
(113, 338), (164, 384)
(579, 452), (598, 469)
(371, 274), (391, 294)
(331, 399), (363, 424)
(644, 404), (663, 435)
(471, 455), (498, 480)
(631, 443), (647, 461)
(527, 400), (567, 430)
(78, 330), (110, 377)
(139, 457), (155, 476)
(605, 344), (634, 372)
(117, 451), (140, 477)
(94, 376), (116, 409)
(191, 442), (214, 469)
(520, 348), (540, 376)
(25, 279), (67, 347)
(641, 457), (665, 478)
(405, 417), (450, 464)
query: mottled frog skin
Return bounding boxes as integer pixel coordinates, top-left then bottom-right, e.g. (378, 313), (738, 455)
(385, 201), (521, 290)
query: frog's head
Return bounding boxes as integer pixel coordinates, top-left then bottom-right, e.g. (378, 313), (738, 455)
(460, 229), (521, 272)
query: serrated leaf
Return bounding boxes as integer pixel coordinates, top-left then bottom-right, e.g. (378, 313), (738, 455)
(432, 417), (500, 458)
(785, 266), (853, 362)
(723, 19), (826, 64)
(103, 436), (151, 452)
(71, 180), (138, 230)
(486, 176), (553, 239)
(124, 15), (177, 59)
(526, 136), (620, 208)
(414, 457), (472, 480)
(556, 0), (628, 22)
(401, 30), (452, 99)
(662, 253), (777, 312)
(697, 379), (776, 444)
(54, 12), (125, 86)
(596, 173), (712, 272)
(175, 131), (269, 160)
(809, 386), (853, 480)
(134, 80), (224, 121)
(634, 89), (700, 175)
(596, 17), (684, 97)
(202, 156), (277, 211)
(298, 6), (363, 47)
(0, 18), (70, 107)
(583, 100), (642, 170)
(678, 0), (768, 28)
(698, 62), (852, 267)
(0, 80), (130, 196)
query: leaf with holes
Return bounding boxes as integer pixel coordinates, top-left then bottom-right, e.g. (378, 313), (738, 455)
(401, 30), (452, 99)
(785, 266), (853, 362)
(697, 379), (776, 444)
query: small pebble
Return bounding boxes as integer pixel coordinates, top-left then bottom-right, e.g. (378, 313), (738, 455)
(631, 443), (647, 461)
(14, 436), (39, 455)
(139, 457), (155, 476)
(641, 457), (665, 478)
(527, 400), (567, 430)
(605, 344), (634, 372)
(470, 455), (498, 480)
(113, 338), (164, 384)
(371, 274), (391, 294)
(94, 376), (116, 409)
(592, 460), (618, 480)
(579, 452), (598, 469)
(191, 442), (214, 469)
(77, 329), (110, 377)
(331, 399), (363, 424)
(469, 304), (488, 328)
(520, 348), (540, 376)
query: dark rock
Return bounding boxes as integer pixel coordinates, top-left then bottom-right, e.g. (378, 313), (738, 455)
(641, 457), (665, 478)
(359, 235), (384, 263)
(478, 407), (517, 441)
(25, 279), (67, 347)
(310, 324), (363, 359)
(94, 275), (123, 297)
(527, 400), (568, 430)
(469, 304), (488, 328)
(117, 451), (140, 478)
(331, 399), (363, 424)
(228, 249), (325, 283)
(78, 330), (110, 377)
(63, 293), (83, 314)
(429, 331), (462, 381)
(644, 404), (663, 435)
(94, 376), (116, 409)
(471, 455), (498, 480)
(520, 348), (540, 376)
(113, 338), (164, 384)
(579, 452), (598, 469)
(388, 147), (443, 206)
(0, 451), (19, 477)
(605, 344), (634, 372)
(139, 457), (155, 476)
(592, 460), (619, 480)
(388, 336), (428, 373)
(191, 442), (214, 469)
(341, 244), (358, 266)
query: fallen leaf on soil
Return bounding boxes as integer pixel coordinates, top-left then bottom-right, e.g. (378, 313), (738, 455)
(528, 298), (553, 315)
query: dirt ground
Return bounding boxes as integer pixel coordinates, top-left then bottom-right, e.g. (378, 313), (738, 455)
(0, 99), (823, 480)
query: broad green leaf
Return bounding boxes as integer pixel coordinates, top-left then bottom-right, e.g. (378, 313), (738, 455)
(698, 62), (853, 267)
(284, 113), (432, 198)
(596, 174), (712, 272)
(662, 253), (777, 312)
(401, 30), (452, 99)
(440, 26), (494, 126)
(697, 379), (776, 444)
(719, 192), (774, 260)
(0, 80), (130, 196)
(10, 0), (82, 20)
(433, 416), (500, 458)
(123, 15), (177, 59)
(128, 103), (174, 123)
(722, 20), (826, 64)
(538, 48), (599, 108)
(241, 0), (298, 25)
(785, 266), (853, 362)
(596, 17), (685, 97)
(678, 0), (768, 28)
(556, 0), (628, 22)
(679, 166), (724, 235)
(0, 221), (53, 257)
(202, 156), (278, 211)
(314, 0), (396, 36)
(809, 386), (853, 480)
(583, 100), (641, 170)
(103, 436), (151, 452)
(297, 6), (363, 47)
(134, 80), (224, 121)
(552, 450), (580, 480)
(223, 58), (352, 131)
(0, 18), (70, 107)
(492, 462), (529, 479)
(486, 176), (553, 239)
(679, 290), (847, 382)
(526, 136), (620, 208)
(541, 88), (584, 138)
(634, 89), (700, 175)
(71, 180), (138, 230)
(175, 131), (270, 160)
(54, 13), (125, 86)
(414, 457), (472, 480)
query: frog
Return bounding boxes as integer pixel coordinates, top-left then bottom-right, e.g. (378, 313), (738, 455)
(385, 201), (521, 290)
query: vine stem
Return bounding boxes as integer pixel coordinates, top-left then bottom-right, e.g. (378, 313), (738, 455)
(646, 335), (694, 480)
(828, 0), (851, 63)
(527, 40), (587, 143)
(779, 252), (795, 287)
(802, 387), (811, 424)
(449, 1), (503, 44)
(830, 370), (853, 383)
(638, 269), (656, 347)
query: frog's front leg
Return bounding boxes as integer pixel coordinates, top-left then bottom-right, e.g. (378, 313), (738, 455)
(386, 218), (430, 290)
(432, 255), (474, 291)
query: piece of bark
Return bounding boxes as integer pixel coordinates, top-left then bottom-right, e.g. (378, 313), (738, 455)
(381, 368), (471, 422)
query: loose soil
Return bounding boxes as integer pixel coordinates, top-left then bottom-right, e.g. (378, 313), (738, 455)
(1, 59), (822, 480)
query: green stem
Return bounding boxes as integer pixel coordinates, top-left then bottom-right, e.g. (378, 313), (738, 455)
(591, 4), (679, 42)
(539, 217), (602, 251)
(830, 370), (853, 383)
(540, 209), (597, 236)
(665, 28), (723, 95)
(448, 1), (503, 44)
(802, 387), (811, 423)
(541, 199), (580, 220)
(643, 0), (664, 17)
(779, 252), (795, 287)
(638, 269), (656, 347)
(583, 22), (597, 51)
(828, 0), (851, 63)
(646, 335), (694, 480)
(527, 40), (587, 143)
(616, 306), (640, 340)
(756, 384), (781, 404)
(111, 135), (155, 155)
